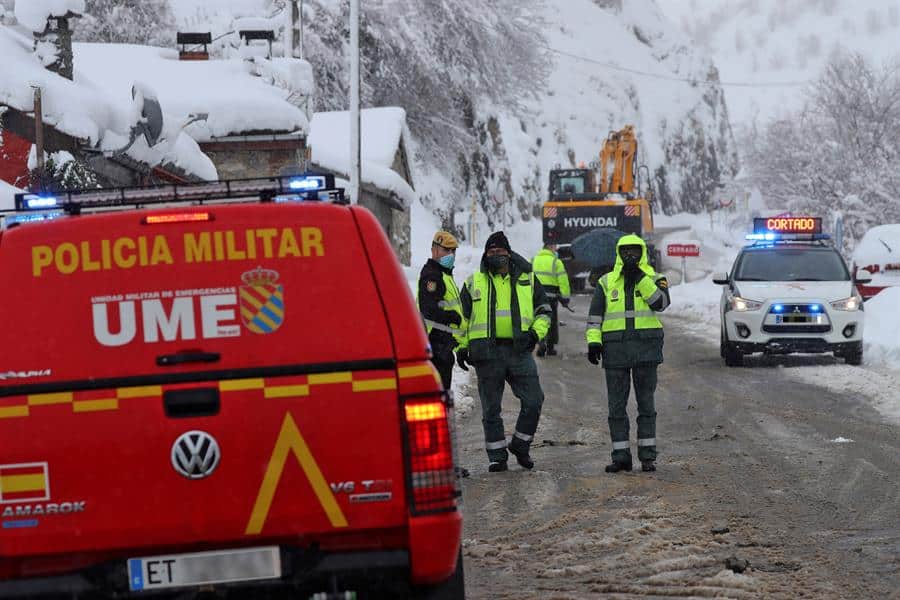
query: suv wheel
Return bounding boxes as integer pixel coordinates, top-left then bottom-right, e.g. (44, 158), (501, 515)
(721, 328), (743, 367)
(844, 349), (863, 366)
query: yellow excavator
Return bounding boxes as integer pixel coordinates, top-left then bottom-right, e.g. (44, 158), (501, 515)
(543, 125), (659, 291)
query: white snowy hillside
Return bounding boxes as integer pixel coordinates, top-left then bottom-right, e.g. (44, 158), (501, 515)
(171, 0), (738, 231)
(659, 0), (900, 126)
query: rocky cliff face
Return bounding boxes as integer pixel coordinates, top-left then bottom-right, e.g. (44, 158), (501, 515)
(461, 0), (739, 225)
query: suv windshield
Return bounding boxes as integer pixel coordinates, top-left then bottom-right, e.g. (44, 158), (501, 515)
(734, 248), (850, 282)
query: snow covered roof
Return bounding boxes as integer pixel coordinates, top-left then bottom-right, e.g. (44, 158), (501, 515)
(0, 26), (216, 180)
(0, 179), (25, 211)
(308, 107), (415, 208)
(15, 0), (84, 32)
(852, 224), (900, 267)
(74, 42), (311, 142)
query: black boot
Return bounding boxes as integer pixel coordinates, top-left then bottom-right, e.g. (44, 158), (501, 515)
(605, 460), (632, 473)
(488, 461), (508, 473)
(547, 344), (557, 356)
(641, 460), (656, 472)
(509, 448), (534, 471)
(536, 341), (547, 357)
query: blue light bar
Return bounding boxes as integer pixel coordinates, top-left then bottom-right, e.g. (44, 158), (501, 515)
(288, 176), (325, 191)
(745, 232), (831, 242)
(773, 304), (784, 313)
(745, 233), (777, 241)
(24, 195), (59, 210)
(2, 210), (66, 227)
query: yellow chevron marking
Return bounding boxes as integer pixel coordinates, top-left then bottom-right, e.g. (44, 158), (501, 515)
(246, 412), (347, 535)
(27, 392), (73, 406)
(220, 379), (265, 392)
(308, 372), (352, 385)
(264, 385), (310, 399)
(398, 364), (435, 379)
(351, 378), (397, 392)
(117, 386), (162, 399)
(73, 398), (118, 413)
(0, 405), (29, 419)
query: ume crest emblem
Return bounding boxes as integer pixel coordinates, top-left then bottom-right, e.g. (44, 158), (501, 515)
(239, 266), (285, 334)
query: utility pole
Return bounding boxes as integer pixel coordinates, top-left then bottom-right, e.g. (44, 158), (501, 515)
(32, 85), (45, 190)
(349, 0), (360, 205)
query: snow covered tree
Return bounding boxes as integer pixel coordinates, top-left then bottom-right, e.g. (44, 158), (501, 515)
(743, 51), (900, 250)
(74, 0), (176, 47)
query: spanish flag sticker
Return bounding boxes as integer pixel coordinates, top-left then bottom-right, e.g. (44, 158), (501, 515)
(0, 463), (50, 504)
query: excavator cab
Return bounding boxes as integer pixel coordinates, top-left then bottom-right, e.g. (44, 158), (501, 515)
(548, 168), (594, 199)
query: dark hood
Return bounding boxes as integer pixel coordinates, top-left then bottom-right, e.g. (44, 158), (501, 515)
(480, 251), (532, 275)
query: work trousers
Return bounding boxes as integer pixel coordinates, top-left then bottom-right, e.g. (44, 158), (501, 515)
(474, 343), (545, 462)
(605, 365), (658, 463)
(431, 347), (455, 391)
(546, 297), (560, 346)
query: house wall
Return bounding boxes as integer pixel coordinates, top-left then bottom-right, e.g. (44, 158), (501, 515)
(0, 129), (31, 187)
(199, 139), (304, 180)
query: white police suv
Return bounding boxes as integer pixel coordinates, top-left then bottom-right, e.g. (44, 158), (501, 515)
(715, 217), (870, 367)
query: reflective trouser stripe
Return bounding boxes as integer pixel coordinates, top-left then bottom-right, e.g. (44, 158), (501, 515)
(612, 441), (630, 450)
(514, 431), (533, 442)
(605, 310), (657, 320)
(486, 439), (508, 450)
(424, 320), (464, 335)
(637, 438), (656, 447)
(545, 292), (558, 298)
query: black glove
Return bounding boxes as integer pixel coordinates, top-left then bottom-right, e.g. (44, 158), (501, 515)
(446, 311), (462, 326)
(456, 348), (470, 371)
(588, 343), (603, 365)
(560, 297), (570, 308)
(527, 330), (539, 352)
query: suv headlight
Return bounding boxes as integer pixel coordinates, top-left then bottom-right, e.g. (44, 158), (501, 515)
(830, 293), (863, 311)
(729, 296), (763, 312)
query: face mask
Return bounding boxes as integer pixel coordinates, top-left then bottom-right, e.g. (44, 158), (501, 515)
(486, 255), (509, 272)
(438, 254), (455, 269)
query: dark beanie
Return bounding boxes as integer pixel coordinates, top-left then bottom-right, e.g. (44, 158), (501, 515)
(484, 231), (511, 252)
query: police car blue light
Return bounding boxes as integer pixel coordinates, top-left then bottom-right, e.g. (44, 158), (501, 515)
(773, 304), (784, 313)
(810, 304), (821, 312)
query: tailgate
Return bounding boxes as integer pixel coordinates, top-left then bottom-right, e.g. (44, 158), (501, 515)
(0, 203), (409, 558)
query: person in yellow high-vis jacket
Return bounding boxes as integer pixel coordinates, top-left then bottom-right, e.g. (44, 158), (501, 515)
(585, 234), (670, 473)
(417, 231), (465, 390)
(456, 232), (552, 472)
(532, 243), (571, 357)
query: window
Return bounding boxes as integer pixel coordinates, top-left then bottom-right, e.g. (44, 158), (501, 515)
(734, 248), (850, 282)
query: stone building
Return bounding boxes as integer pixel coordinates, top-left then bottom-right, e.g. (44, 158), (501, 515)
(308, 108), (416, 265)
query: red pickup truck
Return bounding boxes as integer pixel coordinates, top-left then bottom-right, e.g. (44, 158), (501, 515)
(0, 176), (464, 599)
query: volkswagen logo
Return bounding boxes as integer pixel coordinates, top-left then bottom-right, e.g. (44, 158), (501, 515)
(171, 431), (221, 479)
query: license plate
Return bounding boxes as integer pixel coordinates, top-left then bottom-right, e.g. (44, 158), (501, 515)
(128, 546), (281, 591)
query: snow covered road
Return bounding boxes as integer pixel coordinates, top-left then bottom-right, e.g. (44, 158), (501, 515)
(456, 308), (900, 599)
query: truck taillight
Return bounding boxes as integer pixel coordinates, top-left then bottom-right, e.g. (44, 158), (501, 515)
(403, 395), (459, 514)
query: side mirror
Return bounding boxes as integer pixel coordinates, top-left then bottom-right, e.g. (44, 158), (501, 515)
(854, 269), (872, 285)
(713, 272), (729, 285)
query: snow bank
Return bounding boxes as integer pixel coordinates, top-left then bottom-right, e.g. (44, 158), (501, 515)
(0, 180), (25, 211)
(15, 0), (84, 32)
(863, 288), (900, 367)
(309, 108), (416, 208)
(852, 224), (900, 271)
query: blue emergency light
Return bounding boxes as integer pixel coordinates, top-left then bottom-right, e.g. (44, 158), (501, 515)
(21, 195), (59, 210)
(773, 304), (784, 313)
(2, 210), (65, 227)
(288, 176), (326, 191)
